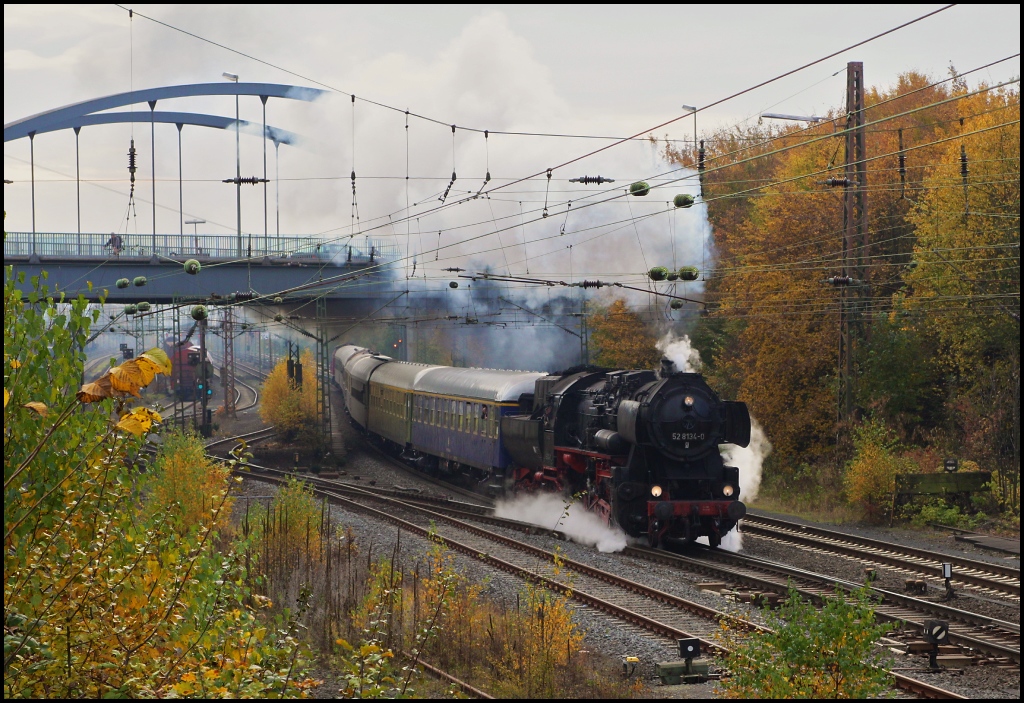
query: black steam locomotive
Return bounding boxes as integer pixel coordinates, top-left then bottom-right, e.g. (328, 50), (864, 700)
(335, 345), (750, 547)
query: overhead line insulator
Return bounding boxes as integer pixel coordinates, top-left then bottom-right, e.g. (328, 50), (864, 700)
(823, 177), (851, 188)
(569, 176), (615, 185)
(823, 275), (861, 286)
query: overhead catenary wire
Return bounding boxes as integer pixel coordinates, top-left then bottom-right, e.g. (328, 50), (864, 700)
(112, 3), (957, 146)
(45, 6), (1019, 332)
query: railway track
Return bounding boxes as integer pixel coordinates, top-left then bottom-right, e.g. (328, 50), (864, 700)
(626, 545), (1020, 665)
(298, 474), (1020, 665)
(240, 464), (965, 700)
(742, 512), (1020, 601)
(205, 425), (277, 452)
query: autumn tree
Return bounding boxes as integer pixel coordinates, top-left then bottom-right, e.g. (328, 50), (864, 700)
(259, 348), (320, 443)
(4, 269), (311, 698)
(666, 70), (1020, 516)
(588, 299), (660, 369)
(903, 82), (1020, 509)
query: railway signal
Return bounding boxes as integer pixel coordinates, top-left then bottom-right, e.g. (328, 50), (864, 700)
(922, 619), (949, 669)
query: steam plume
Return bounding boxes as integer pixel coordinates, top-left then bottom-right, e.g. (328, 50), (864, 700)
(720, 416), (771, 504)
(657, 332), (702, 372)
(494, 492), (627, 553)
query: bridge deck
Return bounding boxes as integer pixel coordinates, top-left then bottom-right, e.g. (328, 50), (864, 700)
(5, 231), (398, 262)
(4, 232), (403, 302)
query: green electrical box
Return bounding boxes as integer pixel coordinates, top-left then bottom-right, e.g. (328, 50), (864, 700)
(656, 659), (709, 684)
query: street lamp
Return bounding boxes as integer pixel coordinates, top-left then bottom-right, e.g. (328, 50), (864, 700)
(185, 218), (206, 255)
(223, 72), (241, 257)
(681, 104), (698, 149)
(761, 112), (826, 123)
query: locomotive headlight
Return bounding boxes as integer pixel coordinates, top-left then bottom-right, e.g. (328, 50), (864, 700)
(684, 395), (695, 408)
(722, 484), (735, 497)
(651, 485), (663, 497)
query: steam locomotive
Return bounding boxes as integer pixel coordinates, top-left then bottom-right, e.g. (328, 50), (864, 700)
(334, 345), (750, 547)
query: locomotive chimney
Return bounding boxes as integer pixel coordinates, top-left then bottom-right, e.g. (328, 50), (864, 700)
(660, 357), (678, 378)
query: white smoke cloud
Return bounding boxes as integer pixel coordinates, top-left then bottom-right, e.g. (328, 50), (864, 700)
(656, 331), (702, 372)
(494, 492), (627, 553)
(720, 415), (771, 504)
(696, 530), (743, 553)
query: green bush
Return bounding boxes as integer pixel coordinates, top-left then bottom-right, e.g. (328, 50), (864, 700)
(719, 587), (894, 699)
(908, 499), (985, 530)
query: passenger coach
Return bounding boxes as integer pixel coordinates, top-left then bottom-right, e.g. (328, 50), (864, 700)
(334, 345), (546, 489)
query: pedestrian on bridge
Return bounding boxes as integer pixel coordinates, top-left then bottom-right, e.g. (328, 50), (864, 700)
(105, 233), (123, 256)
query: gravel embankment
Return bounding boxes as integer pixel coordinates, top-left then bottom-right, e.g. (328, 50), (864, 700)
(230, 419), (1019, 698)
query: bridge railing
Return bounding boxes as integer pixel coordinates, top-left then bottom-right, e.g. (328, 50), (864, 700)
(4, 232), (401, 263)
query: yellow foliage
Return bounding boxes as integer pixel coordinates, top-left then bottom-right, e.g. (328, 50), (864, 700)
(490, 580), (585, 699)
(589, 299), (660, 369)
(115, 405), (163, 436)
(20, 401), (47, 416)
(259, 349), (319, 439)
(147, 432), (232, 534)
(844, 420), (913, 518)
(76, 347), (170, 402)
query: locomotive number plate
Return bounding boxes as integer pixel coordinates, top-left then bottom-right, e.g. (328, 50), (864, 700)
(672, 432), (705, 441)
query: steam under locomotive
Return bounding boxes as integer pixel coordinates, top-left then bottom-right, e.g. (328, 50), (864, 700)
(334, 344), (751, 547)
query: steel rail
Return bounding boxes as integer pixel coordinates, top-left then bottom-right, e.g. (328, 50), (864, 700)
(294, 475), (1020, 662)
(239, 466), (964, 699)
(402, 653), (494, 699)
(625, 545), (1020, 663)
(742, 513), (1020, 598)
(205, 426), (277, 451)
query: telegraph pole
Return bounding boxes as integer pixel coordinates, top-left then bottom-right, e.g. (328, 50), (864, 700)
(839, 61), (868, 424)
(199, 318), (211, 436)
(223, 306), (237, 417)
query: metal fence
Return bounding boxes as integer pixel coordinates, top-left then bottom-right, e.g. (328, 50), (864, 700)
(4, 232), (401, 263)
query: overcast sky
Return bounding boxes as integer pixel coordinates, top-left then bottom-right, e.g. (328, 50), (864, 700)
(4, 4), (1020, 288)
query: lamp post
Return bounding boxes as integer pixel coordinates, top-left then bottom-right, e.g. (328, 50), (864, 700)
(681, 104), (697, 149)
(223, 72), (241, 257)
(185, 218), (205, 255)
(761, 112), (826, 123)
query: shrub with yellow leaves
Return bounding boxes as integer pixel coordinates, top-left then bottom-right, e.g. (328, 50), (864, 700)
(259, 349), (320, 443)
(4, 268), (313, 698)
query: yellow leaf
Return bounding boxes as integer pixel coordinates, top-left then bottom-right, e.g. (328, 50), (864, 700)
(116, 412), (152, 436)
(4, 388), (9, 408)
(335, 638), (353, 651)
(141, 348), (172, 375)
(134, 355), (162, 385)
(110, 360), (147, 394)
(10, 359), (21, 369)
(76, 377), (115, 403)
(135, 406), (163, 423)
(22, 401), (48, 417)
